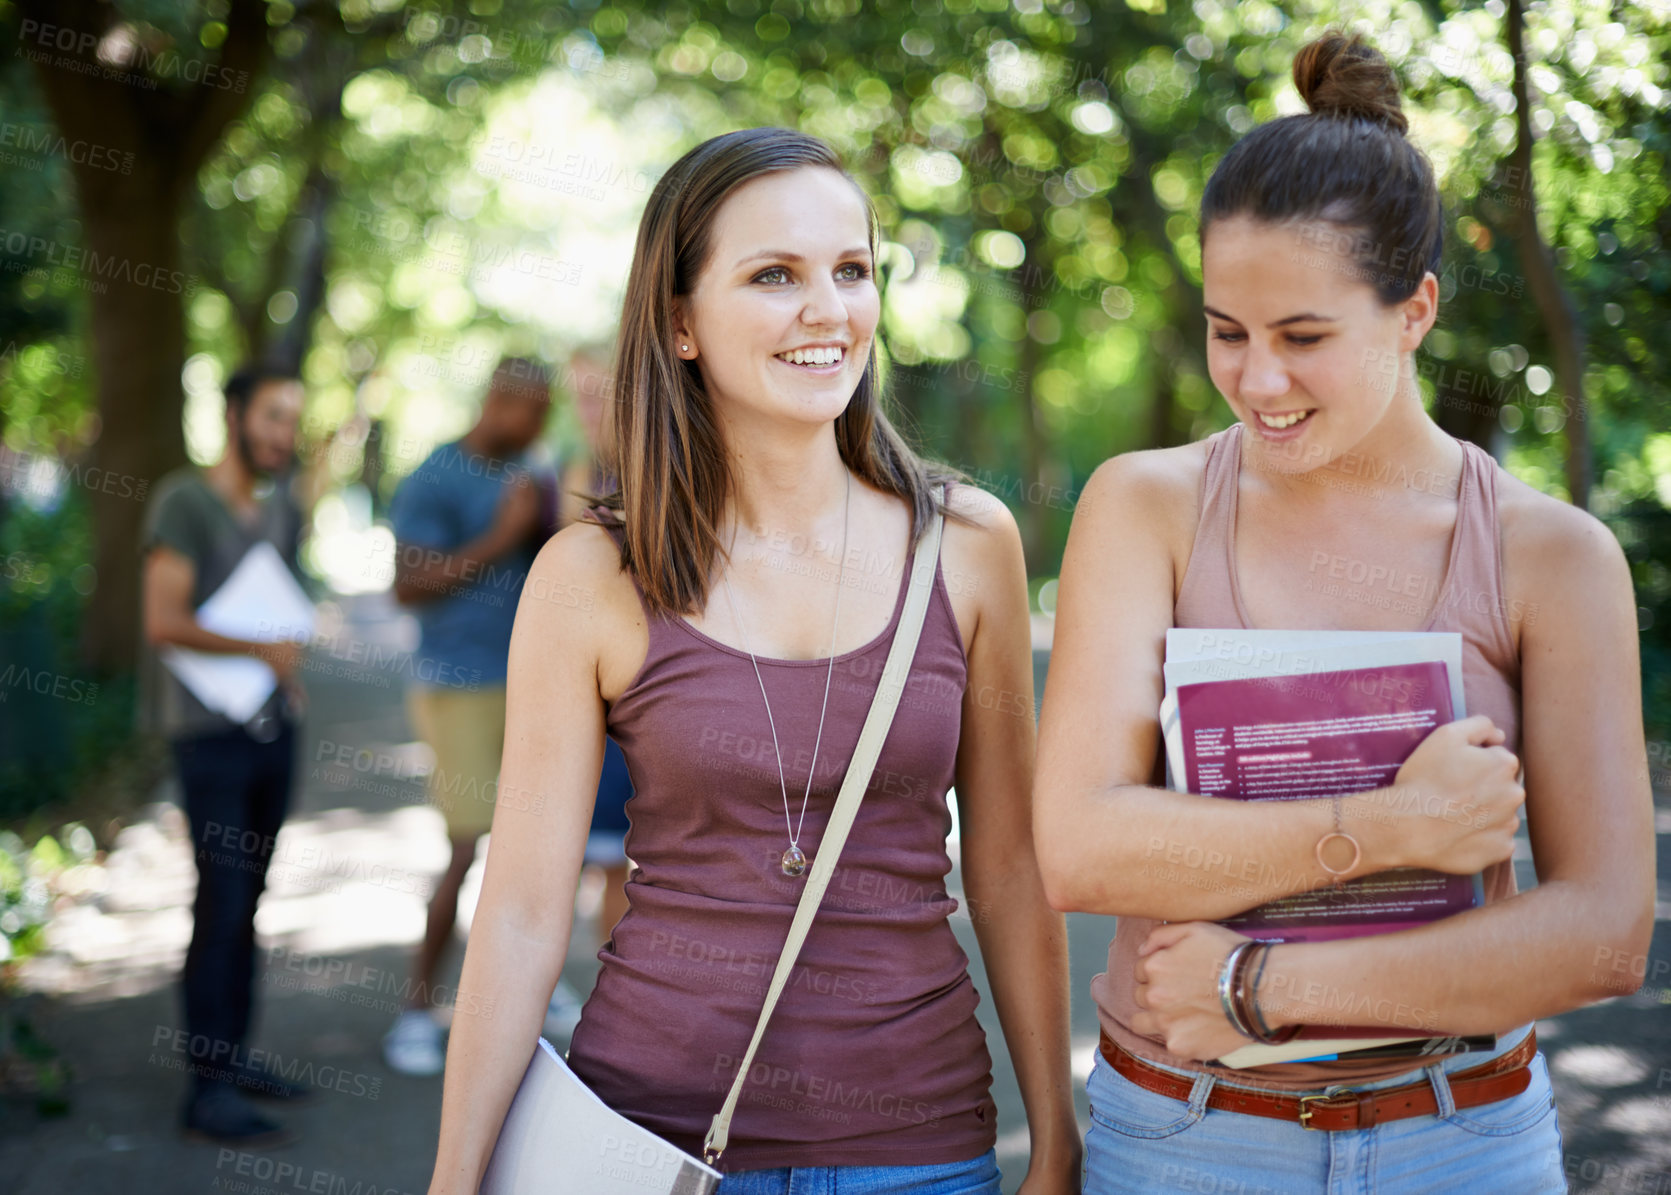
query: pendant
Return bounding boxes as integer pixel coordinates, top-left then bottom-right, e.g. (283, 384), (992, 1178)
(780, 846), (807, 877)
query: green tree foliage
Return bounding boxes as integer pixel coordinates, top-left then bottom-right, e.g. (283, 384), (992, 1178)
(1, 0), (1667, 798)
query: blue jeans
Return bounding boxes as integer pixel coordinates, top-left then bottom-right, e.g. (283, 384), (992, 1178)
(1084, 1026), (1566, 1193)
(716, 1147), (1002, 1194)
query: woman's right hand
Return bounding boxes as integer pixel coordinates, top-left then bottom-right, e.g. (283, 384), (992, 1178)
(1373, 714), (1525, 874)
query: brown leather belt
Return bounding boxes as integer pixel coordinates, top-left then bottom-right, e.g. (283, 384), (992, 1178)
(1098, 1028), (1537, 1131)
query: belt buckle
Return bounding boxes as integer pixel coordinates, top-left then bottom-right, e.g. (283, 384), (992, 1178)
(1298, 1093), (1335, 1130)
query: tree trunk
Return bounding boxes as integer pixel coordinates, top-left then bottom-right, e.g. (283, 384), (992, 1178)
(248, 164), (335, 373)
(267, 167), (335, 374)
(17, 0), (271, 674)
(77, 172), (192, 675)
(1013, 310), (1049, 572)
(1504, 0), (1591, 506)
(1121, 125), (1209, 450)
(998, 221), (1058, 572)
(1429, 368), (1504, 452)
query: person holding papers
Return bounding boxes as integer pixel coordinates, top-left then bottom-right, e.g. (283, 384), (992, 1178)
(140, 365), (314, 1147)
(1035, 31), (1654, 1195)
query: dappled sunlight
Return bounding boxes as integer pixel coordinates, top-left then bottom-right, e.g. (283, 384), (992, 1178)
(1550, 1042), (1654, 1087)
(19, 794), (456, 1004)
(0, 4), (1666, 1193)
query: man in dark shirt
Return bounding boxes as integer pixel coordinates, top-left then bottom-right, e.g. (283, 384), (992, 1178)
(140, 365), (311, 1147)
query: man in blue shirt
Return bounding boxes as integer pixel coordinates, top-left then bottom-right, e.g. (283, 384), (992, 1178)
(382, 356), (555, 1074)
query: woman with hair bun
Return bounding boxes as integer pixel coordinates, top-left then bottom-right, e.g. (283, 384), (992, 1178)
(1036, 31), (1652, 1193)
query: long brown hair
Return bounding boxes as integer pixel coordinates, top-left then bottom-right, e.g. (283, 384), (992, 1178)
(587, 127), (967, 616)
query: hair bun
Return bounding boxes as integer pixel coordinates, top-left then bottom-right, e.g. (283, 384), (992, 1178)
(1293, 32), (1408, 134)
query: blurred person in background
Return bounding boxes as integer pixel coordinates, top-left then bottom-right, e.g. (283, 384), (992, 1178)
(383, 355), (560, 1076)
(544, 344), (634, 1036)
(140, 365), (313, 1147)
(555, 344), (618, 528)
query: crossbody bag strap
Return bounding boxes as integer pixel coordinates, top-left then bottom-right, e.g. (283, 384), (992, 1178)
(703, 486), (948, 1165)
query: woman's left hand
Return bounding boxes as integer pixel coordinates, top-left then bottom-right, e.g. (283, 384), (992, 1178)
(1130, 921), (1260, 1062)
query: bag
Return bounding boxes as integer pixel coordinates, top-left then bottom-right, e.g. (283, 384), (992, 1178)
(480, 1038), (722, 1194)
(480, 492), (949, 1193)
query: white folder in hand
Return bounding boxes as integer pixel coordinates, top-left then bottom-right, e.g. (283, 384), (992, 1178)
(160, 541), (316, 723)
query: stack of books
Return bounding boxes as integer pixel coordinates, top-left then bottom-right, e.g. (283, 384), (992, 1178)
(1159, 629), (1496, 1068)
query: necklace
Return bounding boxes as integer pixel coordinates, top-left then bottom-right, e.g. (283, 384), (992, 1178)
(718, 471), (851, 878)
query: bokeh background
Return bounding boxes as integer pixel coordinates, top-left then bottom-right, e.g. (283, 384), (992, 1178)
(1, 1), (1668, 1192)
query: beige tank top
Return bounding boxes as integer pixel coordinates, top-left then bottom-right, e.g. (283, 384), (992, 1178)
(1091, 422), (1523, 1089)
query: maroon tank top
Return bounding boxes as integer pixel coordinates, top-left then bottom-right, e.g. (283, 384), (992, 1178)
(1092, 423), (1526, 1089)
(565, 502), (998, 1170)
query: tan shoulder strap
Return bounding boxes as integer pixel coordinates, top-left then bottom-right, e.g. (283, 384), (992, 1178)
(703, 487), (947, 1164)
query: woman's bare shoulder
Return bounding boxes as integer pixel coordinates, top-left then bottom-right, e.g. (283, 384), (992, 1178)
(528, 518), (628, 586)
(1496, 468), (1626, 569)
(1076, 440), (1210, 543)
(1495, 466), (1635, 636)
(517, 520), (650, 698)
(936, 479), (1025, 639)
(940, 478), (1020, 547)
(519, 521), (644, 631)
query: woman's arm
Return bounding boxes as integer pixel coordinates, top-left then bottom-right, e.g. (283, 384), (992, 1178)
(1033, 452), (1521, 921)
(1132, 499), (1656, 1060)
(427, 525), (623, 1194)
(945, 487), (1080, 1192)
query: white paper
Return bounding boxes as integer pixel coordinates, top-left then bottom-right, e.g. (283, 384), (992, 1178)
(161, 542), (316, 723)
(1165, 628), (1464, 707)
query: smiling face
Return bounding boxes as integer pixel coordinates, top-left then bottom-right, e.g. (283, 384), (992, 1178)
(1202, 214), (1437, 474)
(672, 166), (879, 438)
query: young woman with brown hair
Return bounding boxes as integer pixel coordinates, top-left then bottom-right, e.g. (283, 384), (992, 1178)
(1035, 32), (1653, 1193)
(427, 128), (1080, 1194)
